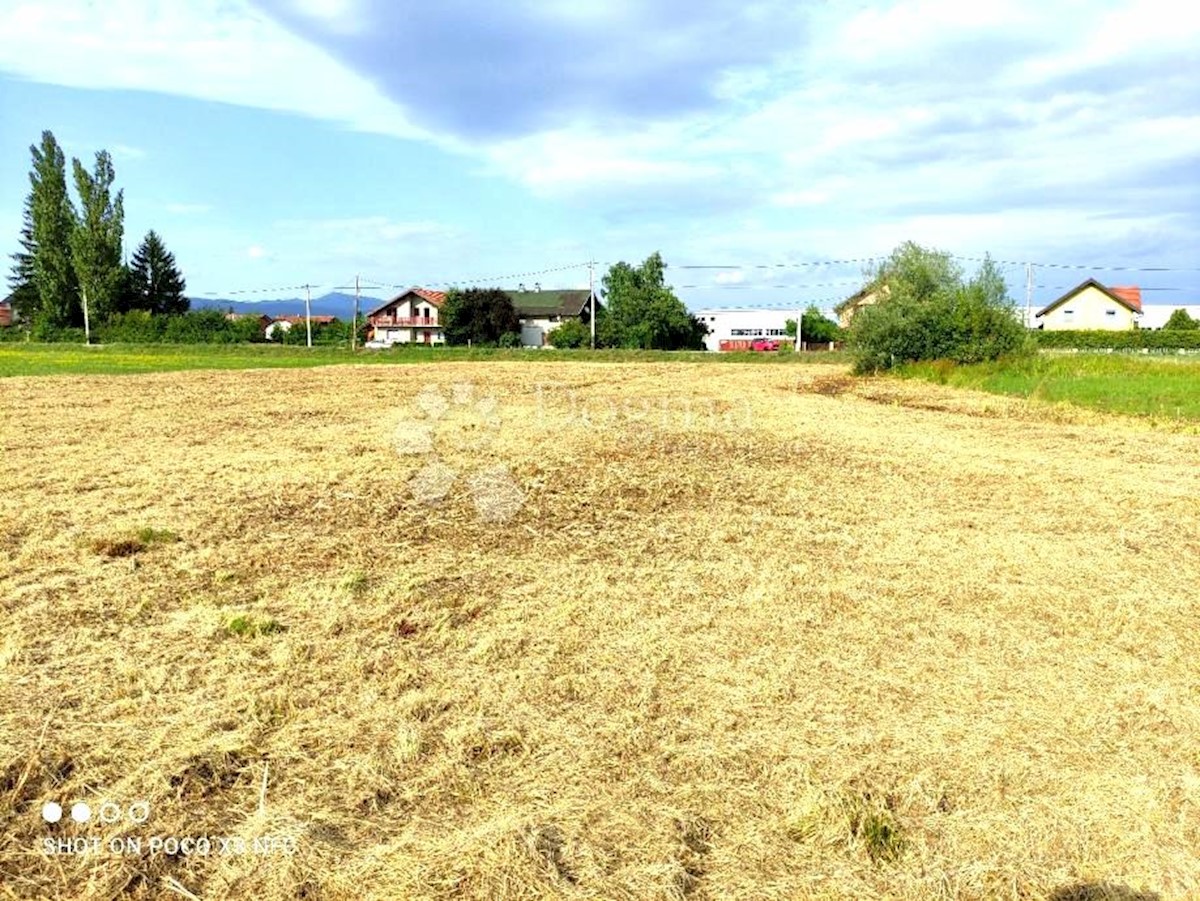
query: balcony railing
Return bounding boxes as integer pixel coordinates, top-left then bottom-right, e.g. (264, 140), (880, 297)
(369, 317), (439, 327)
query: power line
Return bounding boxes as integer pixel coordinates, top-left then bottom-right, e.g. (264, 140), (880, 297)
(202, 283), (322, 298)
(673, 257), (882, 270)
(191, 253), (1199, 300)
(953, 255), (1200, 273)
(356, 260), (593, 292)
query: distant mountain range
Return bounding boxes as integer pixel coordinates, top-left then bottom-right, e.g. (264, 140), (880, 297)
(190, 292), (390, 320)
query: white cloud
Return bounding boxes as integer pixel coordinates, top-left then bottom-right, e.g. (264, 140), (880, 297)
(112, 143), (147, 160)
(714, 271), (746, 284)
(246, 245), (267, 260)
(286, 0), (369, 35)
(1, 0), (1194, 292)
(0, 0), (437, 143)
(482, 127), (723, 195)
(1006, 0), (1200, 85)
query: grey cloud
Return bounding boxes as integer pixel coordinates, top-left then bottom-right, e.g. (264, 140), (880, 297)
(249, 0), (811, 139)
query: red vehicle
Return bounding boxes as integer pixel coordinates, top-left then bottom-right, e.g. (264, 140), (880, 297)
(750, 338), (781, 352)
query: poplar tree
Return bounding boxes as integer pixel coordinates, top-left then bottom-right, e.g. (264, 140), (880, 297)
(69, 150), (125, 335)
(26, 131), (80, 326)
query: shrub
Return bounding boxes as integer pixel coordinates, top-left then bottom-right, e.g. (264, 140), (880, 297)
(97, 310), (166, 343)
(546, 318), (589, 348)
(847, 243), (1030, 374)
(498, 331), (523, 349)
(30, 316), (86, 343)
(92, 310), (271, 344)
(279, 319), (360, 346)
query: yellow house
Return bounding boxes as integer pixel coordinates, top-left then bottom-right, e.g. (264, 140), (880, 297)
(1035, 279), (1143, 330)
(833, 284), (890, 328)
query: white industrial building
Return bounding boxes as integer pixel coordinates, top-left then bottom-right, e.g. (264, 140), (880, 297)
(692, 307), (836, 352)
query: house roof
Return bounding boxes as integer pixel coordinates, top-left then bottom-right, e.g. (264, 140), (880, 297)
(1110, 286), (1143, 312)
(1035, 278), (1143, 317)
(412, 288), (447, 306)
(833, 283), (889, 316)
(365, 288), (447, 318)
(509, 289), (596, 318)
(833, 286), (872, 316)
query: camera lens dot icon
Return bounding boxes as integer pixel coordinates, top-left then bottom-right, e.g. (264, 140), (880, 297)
(41, 802), (63, 824)
(71, 802), (92, 824)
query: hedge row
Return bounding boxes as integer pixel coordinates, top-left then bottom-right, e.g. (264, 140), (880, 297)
(1032, 329), (1200, 350)
(96, 310), (268, 344)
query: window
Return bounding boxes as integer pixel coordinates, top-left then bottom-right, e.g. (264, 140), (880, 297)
(1106, 310), (1116, 317)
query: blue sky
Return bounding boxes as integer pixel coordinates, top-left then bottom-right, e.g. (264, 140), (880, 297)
(0, 0), (1197, 313)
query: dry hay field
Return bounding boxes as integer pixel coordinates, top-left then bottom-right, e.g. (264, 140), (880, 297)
(1, 361), (1198, 901)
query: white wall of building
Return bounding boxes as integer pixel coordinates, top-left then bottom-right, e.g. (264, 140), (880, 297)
(1139, 304), (1200, 329)
(1038, 285), (1137, 330)
(693, 308), (826, 352)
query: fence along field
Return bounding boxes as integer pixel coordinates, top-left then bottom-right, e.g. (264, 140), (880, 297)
(1, 361), (1198, 901)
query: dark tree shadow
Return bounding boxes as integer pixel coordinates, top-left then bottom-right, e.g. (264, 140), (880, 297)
(1049, 883), (1161, 901)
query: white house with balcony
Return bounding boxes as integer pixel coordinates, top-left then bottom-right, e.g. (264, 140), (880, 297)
(365, 288), (447, 345)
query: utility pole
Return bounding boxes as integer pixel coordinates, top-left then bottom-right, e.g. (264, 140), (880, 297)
(1025, 262), (1033, 329)
(305, 283), (313, 348)
(352, 274), (360, 352)
(795, 308), (802, 352)
(588, 258), (596, 350)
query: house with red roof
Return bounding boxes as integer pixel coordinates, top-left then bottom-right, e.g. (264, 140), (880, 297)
(1034, 278), (1143, 330)
(365, 288), (446, 346)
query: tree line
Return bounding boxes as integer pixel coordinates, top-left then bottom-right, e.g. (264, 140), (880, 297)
(439, 253), (711, 350)
(7, 130), (188, 339)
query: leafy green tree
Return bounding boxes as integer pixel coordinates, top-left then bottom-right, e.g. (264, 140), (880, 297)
(597, 252), (707, 350)
(864, 241), (963, 305)
(26, 131), (80, 327)
(848, 243), (1029, 373)
(546, 318), (588, 348)
(1162, 308), (1199, 331)
(798, 305), (840, 343)
(123, 230), (188, 315)
(69, 150), (125, 332)
(785, 318), (797, 338)
(441, 287), (521, 346)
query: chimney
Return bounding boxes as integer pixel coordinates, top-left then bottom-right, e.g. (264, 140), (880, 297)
(534, 282), (541, 293)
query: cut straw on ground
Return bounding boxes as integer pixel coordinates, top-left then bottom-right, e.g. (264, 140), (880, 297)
(1, 361), (1197, 900)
